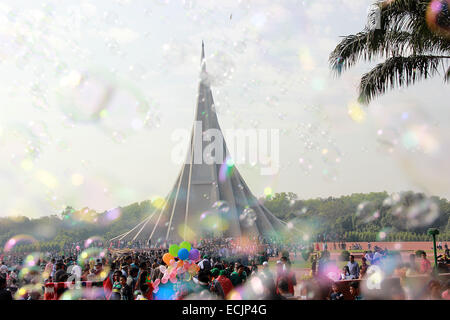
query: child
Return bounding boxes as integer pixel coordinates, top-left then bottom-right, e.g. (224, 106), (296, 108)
(110, 271), (122, 300)
(329, 282), (344, 300)
(349, 282), (363, 300)
(339, 266), (352, 280)
(120, 275), (133, 300)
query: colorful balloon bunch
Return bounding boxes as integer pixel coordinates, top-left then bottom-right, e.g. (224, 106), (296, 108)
(152, 241), (201, 293)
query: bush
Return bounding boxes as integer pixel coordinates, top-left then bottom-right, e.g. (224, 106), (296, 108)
(339, 250), (350, 261)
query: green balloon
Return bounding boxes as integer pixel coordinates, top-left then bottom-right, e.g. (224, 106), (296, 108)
(169, 244), (179, 257)
(179, 241), (191, 251)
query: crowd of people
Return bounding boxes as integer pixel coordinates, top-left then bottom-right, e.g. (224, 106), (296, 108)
(308, 246), (450, 300)
(0, 236), (301, 300)
(0, 238), (449, 301)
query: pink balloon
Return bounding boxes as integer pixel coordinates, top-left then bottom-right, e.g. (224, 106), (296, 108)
(169, 277), (177, 283)
(153, 287), (159, 293)
(161, 277), (168, 284)
(154, 279), (160, 287)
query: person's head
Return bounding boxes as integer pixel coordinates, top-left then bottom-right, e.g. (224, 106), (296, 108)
(130, 267), (139, 278)
(210, 268), (219, 278)
(349, 282), (359, 297)
(349, 255), (355, 263)
(421, 252), (427, 259)
(237, 264), (245, 275)
(0, 276), (6, 289)
(140, 283), (149, 294)
(262, 261), (269, 269)
(119, 275), (127, 286)
(331, 282), (339, 293)
(428, 280), (441, 299)
(197, 271), (211, 286)
(277, 278), (289, 294)
(219, 269), (228, 277)
(361, 257), (366, 264)
(113, 271), (122, 282)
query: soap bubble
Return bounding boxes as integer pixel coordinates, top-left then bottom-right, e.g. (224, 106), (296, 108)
(4, 234), (39, 252)
(203, 51), (235, 86)
(240, 207), (257, 227)
(426, 0), (450, 39)
(212, 201), (230, 213)
(14, 284), (44, 300)
(376, 126), (400, 153)
(385, 193), (440, 229)
(355, 201), (380, 224)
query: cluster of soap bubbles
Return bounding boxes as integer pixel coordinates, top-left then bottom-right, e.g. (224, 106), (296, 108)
(212, 200), (230, 213)
(382, 192), (441, 229)
(77, 247), (110, 281)
(0, 123), (50, 169)
(199, 201), (231, 232)
(355, 201), (381, 224)
(295, 112), (342, 181)
(18, 252), (46, 284)
(56, 68), (161, 144)
(202, 51), (235, 87)
(239, 207), (257, 227)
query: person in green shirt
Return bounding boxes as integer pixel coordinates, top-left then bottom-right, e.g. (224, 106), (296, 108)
(230, 263), (247, 287)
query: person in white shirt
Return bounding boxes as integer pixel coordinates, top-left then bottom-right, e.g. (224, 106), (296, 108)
(0, 262), (8, 276)
(71, 261), (82, 280)
(372, 249), (383, 265)
(364, 251), (373, 264)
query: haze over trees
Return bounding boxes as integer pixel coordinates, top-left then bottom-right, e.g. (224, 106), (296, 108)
(1, 191), (449, 253)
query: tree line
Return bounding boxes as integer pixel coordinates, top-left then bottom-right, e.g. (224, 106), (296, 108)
(262, 191), (450, 242)
(1, 191), (449, 253)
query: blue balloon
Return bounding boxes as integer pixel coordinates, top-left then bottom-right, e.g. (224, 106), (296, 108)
(177, 248), (189, 261)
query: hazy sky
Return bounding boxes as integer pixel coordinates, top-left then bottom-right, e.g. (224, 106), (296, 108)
(0, 0), (449, 218)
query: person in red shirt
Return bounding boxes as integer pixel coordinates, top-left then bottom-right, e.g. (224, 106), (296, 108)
(276, 257), (297, 296)
(211, 270), (234, 299)
(420, 252), (432, 274)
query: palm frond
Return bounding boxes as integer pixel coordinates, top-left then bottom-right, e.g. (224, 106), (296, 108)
(329, 29), (449, 76)
(368, 0), (430, 31)
(446, 66), (450, 81)
(358, 55), (442, 104)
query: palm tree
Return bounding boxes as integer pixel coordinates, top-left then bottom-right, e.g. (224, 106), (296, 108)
(329, 0), (450, 104)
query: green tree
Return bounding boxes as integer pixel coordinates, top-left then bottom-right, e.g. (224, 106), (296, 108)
(329, 0), (450, 104)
